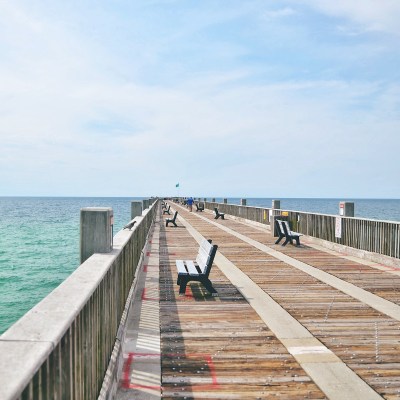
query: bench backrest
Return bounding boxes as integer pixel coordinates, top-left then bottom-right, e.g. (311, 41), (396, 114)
(276, 219), (293, 236)
(214, 207), (219, 215)
(196, 239), (218, 277)
(276, 219), (285, 235)
(282, 221), (291, 234)
(170, 211), (178, 221)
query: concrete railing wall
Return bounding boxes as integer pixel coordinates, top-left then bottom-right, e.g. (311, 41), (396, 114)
(0, 201), (158, 400)
(204, 201), (400, 260)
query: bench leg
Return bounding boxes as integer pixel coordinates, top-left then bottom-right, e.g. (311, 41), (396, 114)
(172, 221), (177, 227)
(275, 235), (284, 244)
(202, 278), (218, 296)
(179, 277), (189, 295)
(214, 215), (219, 219)
(221, 215), (225, 220)
(282, 237), (290, 246)
(294, 237), (301, 246)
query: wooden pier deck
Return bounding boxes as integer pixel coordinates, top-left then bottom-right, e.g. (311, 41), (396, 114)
(117, 202), (400, 399)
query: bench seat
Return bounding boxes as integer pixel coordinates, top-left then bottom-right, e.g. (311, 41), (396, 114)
(175, 239), (218, 296)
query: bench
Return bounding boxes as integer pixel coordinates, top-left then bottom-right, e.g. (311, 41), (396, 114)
(166, 211), (178, 227)
(195, 203), (204, 212)
(175, 239), (218, 296)
(214, 207), (225, 220)
(162, 204), (171, 215)
(275, 219), (302, 246)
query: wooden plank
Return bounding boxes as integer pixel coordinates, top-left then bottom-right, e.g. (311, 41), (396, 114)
(175, 260), (187, 274)
(185, 260), (199, 275)
(166, 204), (400, 399)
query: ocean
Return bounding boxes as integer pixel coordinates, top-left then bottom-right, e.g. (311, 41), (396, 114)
(1, 196), (400, 334)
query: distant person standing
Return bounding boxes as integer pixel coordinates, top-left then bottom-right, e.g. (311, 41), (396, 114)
(187, 197), (194, 212)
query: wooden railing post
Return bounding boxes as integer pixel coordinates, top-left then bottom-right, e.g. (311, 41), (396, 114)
(339, 201), (355, 217)
(80, 207), (113, 263)
(131, 201), (143, 219)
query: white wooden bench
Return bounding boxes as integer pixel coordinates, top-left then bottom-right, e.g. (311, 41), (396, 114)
(275, 219), (302, 246)
(175, 239), (218, 296)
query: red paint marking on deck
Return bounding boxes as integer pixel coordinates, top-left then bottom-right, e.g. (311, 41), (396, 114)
(128, 383), (161, 390)
(143, 264), (148, 272)
(186, 286), (194, 299)
(141, 288), (159, 301)
(125, 352), (218, 389)
(206, 354), (218, 385)
(146, 252), (151, 257)
(122, 353), (134, 388)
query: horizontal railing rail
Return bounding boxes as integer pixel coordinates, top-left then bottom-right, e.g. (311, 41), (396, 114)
(205, 201), (272, 226)
(0, 200), (158, 400)
(203, 200), (400, 260)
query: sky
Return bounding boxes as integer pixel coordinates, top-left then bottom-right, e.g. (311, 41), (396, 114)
(0, 1), (399, 198)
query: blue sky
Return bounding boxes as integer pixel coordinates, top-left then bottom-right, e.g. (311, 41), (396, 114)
(0, 1), (399, 198)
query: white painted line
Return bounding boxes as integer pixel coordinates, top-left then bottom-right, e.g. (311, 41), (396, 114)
(176, 211), (382, 400)
(188, 208), (400, 322)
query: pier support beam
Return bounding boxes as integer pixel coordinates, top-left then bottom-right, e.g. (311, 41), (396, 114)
(80, 207), (113, 264)
(131, 201), (143, 219)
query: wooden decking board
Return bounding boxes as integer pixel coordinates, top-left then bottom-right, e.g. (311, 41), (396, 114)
(223, 216), (400, 307)
(159, 209), (326, 399)
(169, 204), (400, 399)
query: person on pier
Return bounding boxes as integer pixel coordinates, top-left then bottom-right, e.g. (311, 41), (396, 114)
(187, 197), (194, 212)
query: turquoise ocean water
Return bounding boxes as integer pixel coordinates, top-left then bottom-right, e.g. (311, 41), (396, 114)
(1, 196), (400, 334)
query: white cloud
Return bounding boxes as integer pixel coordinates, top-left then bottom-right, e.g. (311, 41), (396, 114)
(263, 7), (297, 19)
(0, 1), (399, 197)
(292, 0), (400, 35)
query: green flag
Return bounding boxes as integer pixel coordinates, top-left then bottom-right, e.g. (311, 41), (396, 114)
(176, 183), (179, 188)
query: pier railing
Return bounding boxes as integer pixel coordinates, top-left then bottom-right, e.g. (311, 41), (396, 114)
(0, 201), (157, 400)
(204, 201), (400, 260)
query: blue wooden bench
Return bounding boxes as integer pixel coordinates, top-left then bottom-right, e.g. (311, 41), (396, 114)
(275, 219), (302, 246)
(175, 239), (218, 296)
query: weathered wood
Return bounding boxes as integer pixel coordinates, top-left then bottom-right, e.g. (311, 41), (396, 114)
(202, 201), (400, 260)
(166, 204), (400, 398)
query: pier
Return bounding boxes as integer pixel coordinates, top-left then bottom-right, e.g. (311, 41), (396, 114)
(2, 199), (400, 399)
